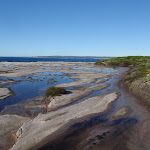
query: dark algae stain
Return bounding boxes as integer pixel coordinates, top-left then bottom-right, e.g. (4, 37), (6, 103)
(37, 115), (138, 150)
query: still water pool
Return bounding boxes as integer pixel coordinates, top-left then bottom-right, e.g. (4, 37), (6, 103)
(0, 72), (74, 111)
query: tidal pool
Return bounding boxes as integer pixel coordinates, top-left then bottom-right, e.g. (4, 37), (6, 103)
(72, 66), (117, 73)
(0, 67), (14, 69)
(0, 72), (74, 111)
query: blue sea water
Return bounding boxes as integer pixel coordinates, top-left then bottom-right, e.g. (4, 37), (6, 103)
(0, 57), (104, 62)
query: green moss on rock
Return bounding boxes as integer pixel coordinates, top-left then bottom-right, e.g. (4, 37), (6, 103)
(45, 86), (66, 98)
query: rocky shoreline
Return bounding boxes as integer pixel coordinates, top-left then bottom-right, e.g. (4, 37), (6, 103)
(0, 62), (150, 150)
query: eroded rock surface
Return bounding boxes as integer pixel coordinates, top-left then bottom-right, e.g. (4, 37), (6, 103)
(0, 114), (29, 150)
(1, 62), (149, 150)
(0, 88), (12, 100)
(11, 93), (117, 150)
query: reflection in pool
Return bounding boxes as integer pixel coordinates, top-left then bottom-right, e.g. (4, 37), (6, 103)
(0, 72), (74, 111)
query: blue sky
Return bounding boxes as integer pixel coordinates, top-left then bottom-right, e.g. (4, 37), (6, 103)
(0, 0), (150, 57)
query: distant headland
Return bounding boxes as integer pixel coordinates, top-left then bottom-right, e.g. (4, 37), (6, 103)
(32, 56), (112, 59)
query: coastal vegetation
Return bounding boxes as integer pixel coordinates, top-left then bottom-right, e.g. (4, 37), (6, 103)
(45, 86), (66, 98)
(43, 86), (66, 113)
(96, 56), (150, 106)
(96, 56), (150, 82)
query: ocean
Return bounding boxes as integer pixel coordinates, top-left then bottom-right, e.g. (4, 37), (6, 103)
(0, 56), (108, 62)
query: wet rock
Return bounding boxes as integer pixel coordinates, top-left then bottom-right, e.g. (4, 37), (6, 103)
(0, 88), (12, 100)
(95, 78), (109, 84)
(110, 106), (133, 120)
(1, 97), (45, 117)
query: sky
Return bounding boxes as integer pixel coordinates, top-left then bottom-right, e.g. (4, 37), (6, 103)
(0, 0), (150, 57)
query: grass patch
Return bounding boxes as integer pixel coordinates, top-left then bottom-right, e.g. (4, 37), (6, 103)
(96, 56), (150, 83)
(95, 56), (150, 67)
(45, 86), (66, 98)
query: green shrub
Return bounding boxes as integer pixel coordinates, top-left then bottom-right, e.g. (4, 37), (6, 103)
(125, 71), (148, 82)
(96, 56), (150, 67)
(45, 86), (66, 98)
(96, 56), (150, 83)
